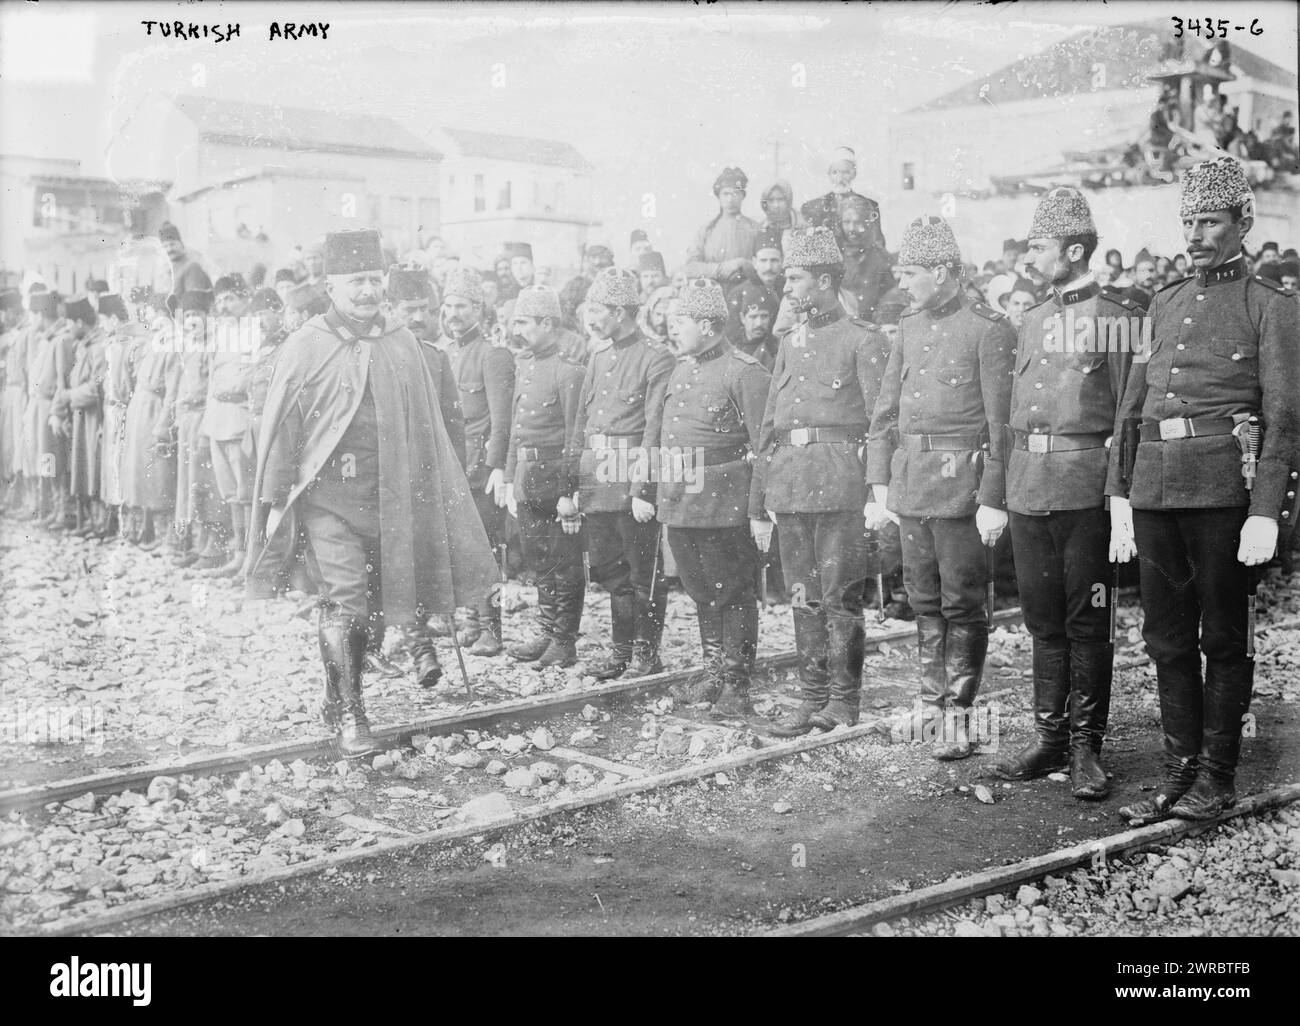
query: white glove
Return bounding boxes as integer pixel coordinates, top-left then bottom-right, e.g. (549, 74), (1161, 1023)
(751, 517), (774, 553)
(1238, 515), (1278, 567)
(504, 482), (517, 519)
(631, 496), (656, 524)
(975, 504), (1008, 547)
(486, 468), (507, 507)
(863, 486), (899, 531)
(1109, 496), (1136, 564)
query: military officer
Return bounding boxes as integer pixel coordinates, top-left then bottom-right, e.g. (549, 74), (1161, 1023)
(503, 285), (587, 668)
(756, 226), (893, 735)
(439, 266), (515, 657)
(799, 147), (887, 253)
(49, 297), (103, 536)
(866, 216), (1016, 759)
(568, 267), (676, 679)
(247, 229), (497, 756)
(0, 288), (29, 512)
(1110, 157), (1300, 822)
(659, 278), (771, 716)
(990, 188), (1143, 800)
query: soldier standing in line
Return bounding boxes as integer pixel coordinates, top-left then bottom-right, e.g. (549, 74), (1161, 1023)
(49, 297), (103, 536)
(23, 291), (67, 526)
(990, 188), (1143, 800)
(503, 285), (587, 668)
(122, 292), (180, 550)
(96, 293), (142, 541)
(246, 229), (498, 756)
(658, 278), (771, 717)
(684, 167), (762, 286)
(0, 288), (30, 514)
(568, 267), (676, 679)
(866, 216), (1016, 760)
(756, 226), (893, 735)
(438, 266), (515, 658)
(1111, 158), (1300, 822)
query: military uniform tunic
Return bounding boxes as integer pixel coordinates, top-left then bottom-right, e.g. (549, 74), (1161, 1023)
(1105, 255), (1300, 783)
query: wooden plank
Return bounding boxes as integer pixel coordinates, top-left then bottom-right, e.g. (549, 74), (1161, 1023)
(764, 781), (1300, 937)
(546, 747), (646, 779)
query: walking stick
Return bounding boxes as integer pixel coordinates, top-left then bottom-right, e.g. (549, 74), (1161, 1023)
(449, 626), (475, 700)
(985, 545), (995, 625)
(1109, 561), (1120, 644)
(1244, 415), (1262, 658)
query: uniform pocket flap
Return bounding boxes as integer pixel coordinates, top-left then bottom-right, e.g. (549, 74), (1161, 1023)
(1211, 337), (1257, 361)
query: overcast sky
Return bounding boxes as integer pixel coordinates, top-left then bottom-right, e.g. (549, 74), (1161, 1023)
(2, 0), (1295, 261)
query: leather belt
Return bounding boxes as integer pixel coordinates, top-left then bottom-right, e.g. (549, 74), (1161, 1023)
(675, 446), (751, 467)
(901, 433), (982, 452)
(1139, 417), (1237, 442)
(1012, 430), (1109, 453)
(776, 426), (865, 447)
(517, 444), (566, 462)
(587, 433), (642, 449)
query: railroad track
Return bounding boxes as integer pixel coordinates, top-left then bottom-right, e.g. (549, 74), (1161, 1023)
(0, 608), (1027, 815)
(764, 782), (1300, 937)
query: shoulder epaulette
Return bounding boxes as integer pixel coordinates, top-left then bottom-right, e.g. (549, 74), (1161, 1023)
(1249, 274), (1291, 295)
(970, 301), (1007, 323)
(730, 347), (760, 366)
(898, 307), (923, 320)
(1101, 285), (1146, 312)
(1155, 276), (1192, 295)
(849, 316), (882, 332)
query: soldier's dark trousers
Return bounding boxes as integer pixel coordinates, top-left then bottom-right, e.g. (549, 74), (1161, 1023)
(668, 525), (760, 679)
(1010, 508), (1113, 752)
(1133, 507), (1254, 784)
(299, 503), (399, 657)
(774, 511), (871, 700)
(519, 498), (585, 644)
(586, 510), (666, 649)
(470, 477), (505, 621)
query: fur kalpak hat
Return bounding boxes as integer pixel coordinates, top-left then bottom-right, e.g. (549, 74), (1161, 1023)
(678, 278), (730, 322)
(387, 265), (433, 302)
(585, 267), (640, 309)
(898, 215), (962, 269)
(1180, 156), (1255, 219)
(323, 229), (384, 275)
(1028, 187), (1097, 240)
(514, 285), (562, 321)
(783, 226), (843, 269)
(442, 266), (485, 305)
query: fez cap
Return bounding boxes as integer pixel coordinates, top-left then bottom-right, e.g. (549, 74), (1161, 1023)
(0, 288), (21, 313)
(1180, 156), (1255, 219)
(97, 293), (129, 321)
(630, 229), (649, 245)
(504, 241), (533, 261)
(66, 296), (97, 325)
(274, 267), (298, 284)
(323, 229), (384, 275)
(829, 146), (857, 167)
(585, 267), (640, 309)
(443, 266), (485, 305)
(250, 288), (283, 314)
(755, 228), (784, 255)
(213, 273), (249, 297)
(286, 283), (323, 313)
(158, 222), (182, 244)
(1028, 186), (1097, 240)
(514, 285), (563, 322)
(783, 226), (843, 270)
(638, 251), (666, 275)
(729, 280), (780, 319)
(86, 279), (109, 293)
(899, 216), (962, 269)
(387, 264), (433, 302)
(584, 244), (614, 263)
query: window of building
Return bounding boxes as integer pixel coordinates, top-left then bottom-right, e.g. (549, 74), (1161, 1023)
(474, 174), (485, 213)
(497, 180), (512, 211)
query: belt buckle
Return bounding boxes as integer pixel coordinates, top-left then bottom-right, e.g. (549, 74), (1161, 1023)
(1026, 433), (1049, 454)
(788, 428), (811, 447)
(1159, 419), (1188, 441)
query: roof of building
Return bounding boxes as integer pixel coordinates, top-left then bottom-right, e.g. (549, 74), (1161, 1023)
(174, 95), (440, 161)
(172, 165), (365, 203)
(911, 20), (1296, 112)
(437, 127), (592, 172)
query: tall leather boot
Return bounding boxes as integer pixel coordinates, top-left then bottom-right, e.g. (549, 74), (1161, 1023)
(590, 590), (637, 680)
(1171, 660), (1251, 819)
(893, 614), (947, 744)
(469, 599), (504, 656)
(672, 606), (724, 705)
(993, 639), (1070, 780)
(364, 618), (404, 679)
(810, 614), (865, 729)
(538, 566), (584, 668)
(934, 621), (987, 760)
(768, 605), (829, 736)
(712, 603), (759, 719)
(72, 500), (97, 537)
(626, 574), (667, 678)
(1069, 641), (1113, 799)
(407, 627), (443, 689)
(1118, 660), (1203, 824)
(332, 615), (379, 757)
(509, 577), (555, 662)
(317, 614), (347, 732)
